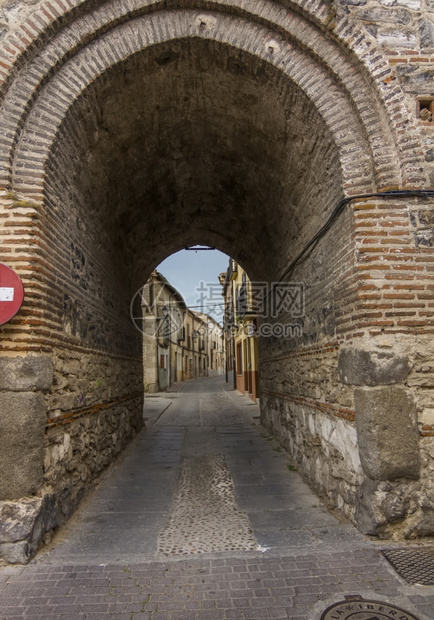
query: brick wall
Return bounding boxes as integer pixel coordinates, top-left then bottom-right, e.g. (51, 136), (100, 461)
(260, 195), (434, 535)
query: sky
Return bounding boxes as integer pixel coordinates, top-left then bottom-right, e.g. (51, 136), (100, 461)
(156, 248), (230, 323)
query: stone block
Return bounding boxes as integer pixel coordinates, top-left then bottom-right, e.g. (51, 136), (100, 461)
(419, 17), (434, 49)
(355, 479), (401, 535)
(0, 392), (46, 500)
(381, 0), (421, 9)
(340, 0), (367, 5)
(415, 231), (434, 247)
(338, 348), (410, 386)
(419, 210), (434, 227)
(377, 30), (418, 49)
(354, 387), (420, 481)
(396, 65), (434, 94)
(0, 541), (31, 564)
(356, 7), (411, 24)
(414, 494), (434, 536)
(354, 479), (433, 537)
(0, 498), (42, 543)
(0, 494), (58, 563)
(0, 355), (53, 391)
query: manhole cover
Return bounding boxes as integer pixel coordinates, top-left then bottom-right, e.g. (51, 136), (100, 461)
(382, 548), (434, 585)
(321, 596), (420, 620)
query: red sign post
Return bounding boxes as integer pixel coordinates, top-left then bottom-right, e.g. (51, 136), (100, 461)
(0, 263), (25, 326)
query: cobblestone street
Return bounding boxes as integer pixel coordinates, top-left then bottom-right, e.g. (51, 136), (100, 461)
(1, 376), (433, 619)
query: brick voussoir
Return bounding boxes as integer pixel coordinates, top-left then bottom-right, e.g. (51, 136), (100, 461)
(0, 1), (417, 190)
(9, 10), (384, 196)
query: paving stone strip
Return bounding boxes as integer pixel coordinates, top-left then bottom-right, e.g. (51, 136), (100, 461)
(158, 455), (257, 556)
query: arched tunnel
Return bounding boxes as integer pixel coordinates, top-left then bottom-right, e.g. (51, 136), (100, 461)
(46, 36), (343, 291)
(0, 1), (433, 562)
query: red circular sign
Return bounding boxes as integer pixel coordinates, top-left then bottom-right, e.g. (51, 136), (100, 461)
(0, 263), (25, 325)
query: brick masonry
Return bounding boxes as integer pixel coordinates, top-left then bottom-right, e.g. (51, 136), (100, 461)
(0, 0), (433, 561)
(0, 550), (427, 620)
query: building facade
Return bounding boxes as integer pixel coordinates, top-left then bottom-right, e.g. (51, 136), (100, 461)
(221, 260), (260, 402)
(197, 313), (225, 377)
(141, 271), (187, 392)
(142, 271), (214, 391)
(182, 309), (210, 382)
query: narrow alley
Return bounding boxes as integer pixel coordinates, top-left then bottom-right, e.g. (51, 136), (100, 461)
(38, 376), (360, 563)
(0, 377), (433, 619)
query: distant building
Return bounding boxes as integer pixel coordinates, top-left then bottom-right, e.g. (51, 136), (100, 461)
(141, 271), (186, 392)
(183, 308), (209, 382)
(142, 271), (222, 391)
(197, 313), (225, 377)
(220, 260), (259, 401)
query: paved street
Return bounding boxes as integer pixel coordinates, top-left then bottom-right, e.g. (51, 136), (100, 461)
(1, 376), (434, 619)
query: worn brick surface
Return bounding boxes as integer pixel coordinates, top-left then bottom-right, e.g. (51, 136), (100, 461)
(0, 548), (432, 620)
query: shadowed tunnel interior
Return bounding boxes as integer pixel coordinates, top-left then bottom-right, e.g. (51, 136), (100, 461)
(46, 38), (343, 299)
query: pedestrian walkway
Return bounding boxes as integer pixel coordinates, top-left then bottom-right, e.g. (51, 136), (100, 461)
(1, 376), (433, 619)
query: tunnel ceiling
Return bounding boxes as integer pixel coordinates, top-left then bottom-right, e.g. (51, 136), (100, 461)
(46, 37), (342, 286)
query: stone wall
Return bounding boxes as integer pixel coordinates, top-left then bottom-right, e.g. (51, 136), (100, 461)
(259, 204), (362, 522)
(0, 174), (144, 563)
(0, 347), (143, 563)
(260, 192), (434, 538)
(335, 0), (434, 179)
(44, 348), (143, 514)
(44, 396), (142, 520)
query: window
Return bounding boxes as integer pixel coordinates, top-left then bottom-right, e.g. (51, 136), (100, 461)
(418, 98), (434, 122)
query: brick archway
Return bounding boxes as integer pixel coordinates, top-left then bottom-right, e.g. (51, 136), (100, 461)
(0, 1), (424, 192)
(0, 0), (433, 562)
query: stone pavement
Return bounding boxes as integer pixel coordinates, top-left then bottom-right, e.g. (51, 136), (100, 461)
(1, 376), (434, 619)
